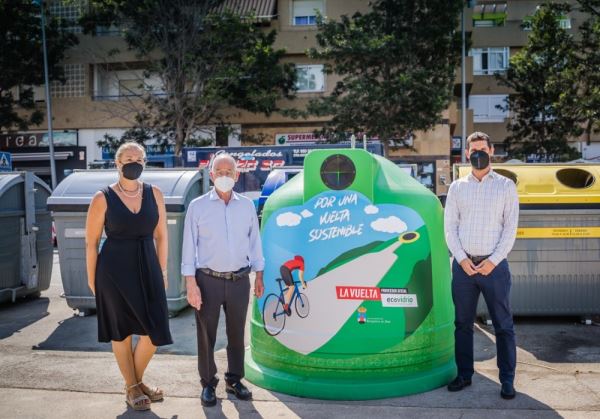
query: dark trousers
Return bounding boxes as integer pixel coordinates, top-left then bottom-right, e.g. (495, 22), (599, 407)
(451, 259), (516, 384)
(194, 269), (250, 388)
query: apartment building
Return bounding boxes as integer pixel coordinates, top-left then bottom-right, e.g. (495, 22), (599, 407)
(465, 0), (600, 162)
(2, 0), (473, 192)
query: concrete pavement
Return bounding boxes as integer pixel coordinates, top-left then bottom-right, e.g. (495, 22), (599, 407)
(0, 251), (599, 418)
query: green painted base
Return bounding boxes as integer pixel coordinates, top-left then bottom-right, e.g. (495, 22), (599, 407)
(245, 350), (457, 400)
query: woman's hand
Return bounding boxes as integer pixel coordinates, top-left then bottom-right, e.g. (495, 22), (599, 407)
(88, 280), (95, 296)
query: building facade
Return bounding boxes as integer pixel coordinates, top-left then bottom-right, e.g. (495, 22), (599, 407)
(463, 0), (600, 162)
(14, 1), (597, 191)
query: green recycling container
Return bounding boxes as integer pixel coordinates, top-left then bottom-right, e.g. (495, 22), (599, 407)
(246, 149), (455, 400)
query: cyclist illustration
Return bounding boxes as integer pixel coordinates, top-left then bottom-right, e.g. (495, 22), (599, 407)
(280, 255), (307, 315)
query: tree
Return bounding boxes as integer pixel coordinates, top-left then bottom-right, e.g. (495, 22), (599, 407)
(82, 0), (296, 156)
(567, 0), (600, 145)
(0, 0), (77, 131)
(496, 2), (581, 161)
(300, 0), (463, 156)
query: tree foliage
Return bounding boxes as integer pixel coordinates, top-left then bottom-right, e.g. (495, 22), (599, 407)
(569, 0), (600, 145)
(496, 2), (581, 161)
(0, 0), (77, 131)
(82, 0), (296, 155)
(301, 0), (463, 156)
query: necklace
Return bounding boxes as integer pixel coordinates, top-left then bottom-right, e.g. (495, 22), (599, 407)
(117, 181), (141, 198)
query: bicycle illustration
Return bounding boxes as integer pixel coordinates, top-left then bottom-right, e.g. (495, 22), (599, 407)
(262, 278), (310, 336)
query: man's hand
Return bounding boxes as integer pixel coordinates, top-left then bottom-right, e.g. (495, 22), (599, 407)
(459, 258), (478, 276)
(254, 271), (264, 298)
(476, 259), (496, 276)
(302, 281), (307, 290)
(185, 276), (202, 310)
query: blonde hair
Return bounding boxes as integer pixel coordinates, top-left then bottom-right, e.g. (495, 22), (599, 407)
(115, 142), (146, 163)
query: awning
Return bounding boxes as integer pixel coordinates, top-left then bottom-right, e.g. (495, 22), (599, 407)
(10, 151), (74, 161)
(214, 0), (277, 20)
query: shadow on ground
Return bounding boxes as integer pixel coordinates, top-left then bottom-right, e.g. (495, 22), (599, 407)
(33, 306), (226, 355)
(0, 296), (50, 339)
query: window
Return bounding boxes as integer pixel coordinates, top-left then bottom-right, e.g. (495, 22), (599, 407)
(95, 68), (164, 100)
(48, 0), (83, 33)
(472, 3), (507, 27)
(292, 0), (323, 26)
(522, 13), (571, 31)
(470, 47), (509, 75)
(469, 95), (508, 122)
(215, 126), (229, 147)
(51, 64), (86, 98)
(118, 79), (144, 97)
(295, 65), (325, 92)
(559, 18), (571, 29)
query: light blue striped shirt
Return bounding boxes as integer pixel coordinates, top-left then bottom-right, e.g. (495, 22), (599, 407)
(181, 188), (265, 275)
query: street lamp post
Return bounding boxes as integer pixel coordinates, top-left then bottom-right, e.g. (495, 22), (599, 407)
(34, 0), (57, 189)
(461, 3), (467, 164)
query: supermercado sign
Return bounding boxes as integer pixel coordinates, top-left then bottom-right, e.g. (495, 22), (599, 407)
(275, 133), (322, 145)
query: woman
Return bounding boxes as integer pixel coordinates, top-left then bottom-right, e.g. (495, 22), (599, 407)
(85, 142), (172, 411)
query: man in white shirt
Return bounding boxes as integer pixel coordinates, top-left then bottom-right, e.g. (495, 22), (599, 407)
(444, 132), (519, 400)
(181, 153), (265, 407)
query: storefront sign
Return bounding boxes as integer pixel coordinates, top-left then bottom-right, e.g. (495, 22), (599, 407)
(276, 133), (323, 145)
(0, 131), (77, 149)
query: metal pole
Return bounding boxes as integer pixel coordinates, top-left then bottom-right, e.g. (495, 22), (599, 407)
(461, 5), (467, 164)
(39, 0), (57, 189)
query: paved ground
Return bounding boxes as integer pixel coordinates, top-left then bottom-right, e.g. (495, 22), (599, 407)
(0, 251), (599, 418)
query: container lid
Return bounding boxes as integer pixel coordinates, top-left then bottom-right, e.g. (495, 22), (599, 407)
(453, 163), (600, 208)
(0, 172), (52, 197)
(47, 169), (202, 212)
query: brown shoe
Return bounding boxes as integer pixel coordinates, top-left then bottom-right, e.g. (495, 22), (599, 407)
(125, 383), (151, 411)
(139, 382), (164, 402)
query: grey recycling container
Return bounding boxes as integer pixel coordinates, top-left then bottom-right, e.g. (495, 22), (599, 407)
(47, 169), (208, 316)
(0, 172), (53, 303)
(454, 163), (600, 321)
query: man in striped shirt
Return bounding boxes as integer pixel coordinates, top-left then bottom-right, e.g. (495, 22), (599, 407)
(444, 132), (519, 400)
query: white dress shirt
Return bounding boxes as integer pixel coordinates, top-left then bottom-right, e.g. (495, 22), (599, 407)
(444, 169), (519, 266)
(181, 188), (265, 275)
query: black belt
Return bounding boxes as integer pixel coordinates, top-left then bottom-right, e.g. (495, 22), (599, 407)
(466, 253), (491, 264)
(199, 266), (251, 281)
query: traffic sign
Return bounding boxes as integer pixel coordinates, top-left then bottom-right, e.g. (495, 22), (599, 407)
(0, 151), (12, 172)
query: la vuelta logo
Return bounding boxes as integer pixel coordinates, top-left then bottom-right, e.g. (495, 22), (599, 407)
(336, 286), (381, 300)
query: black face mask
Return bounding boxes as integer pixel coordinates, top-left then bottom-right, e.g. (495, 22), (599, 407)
(121, 162), (144, 180)
(470, 150), (490, 170)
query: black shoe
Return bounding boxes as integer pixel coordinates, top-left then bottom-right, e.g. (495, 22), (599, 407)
(201, 385), (217, 407)
(447, 376), (472, 392)
(501, 382), (516, 400)
(225, 381), (252, 401)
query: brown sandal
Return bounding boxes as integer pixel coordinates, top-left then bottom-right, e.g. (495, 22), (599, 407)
(125, 383), (151, 411)
(139, 381), (164, 402)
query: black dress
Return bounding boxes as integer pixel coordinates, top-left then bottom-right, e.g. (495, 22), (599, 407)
(95, 183), (173, 346)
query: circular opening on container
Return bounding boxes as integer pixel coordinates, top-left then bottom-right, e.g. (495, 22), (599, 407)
(494, 169), (518, 184)
(399, 231), (420, 243)
(320, 154), (356, 190)
(556, 168), (595, 189)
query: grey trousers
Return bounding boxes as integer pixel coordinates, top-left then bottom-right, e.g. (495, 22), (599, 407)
(194, 269), (250, 388)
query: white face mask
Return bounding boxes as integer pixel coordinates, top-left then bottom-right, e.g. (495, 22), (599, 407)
(214, 175), (235, 193)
